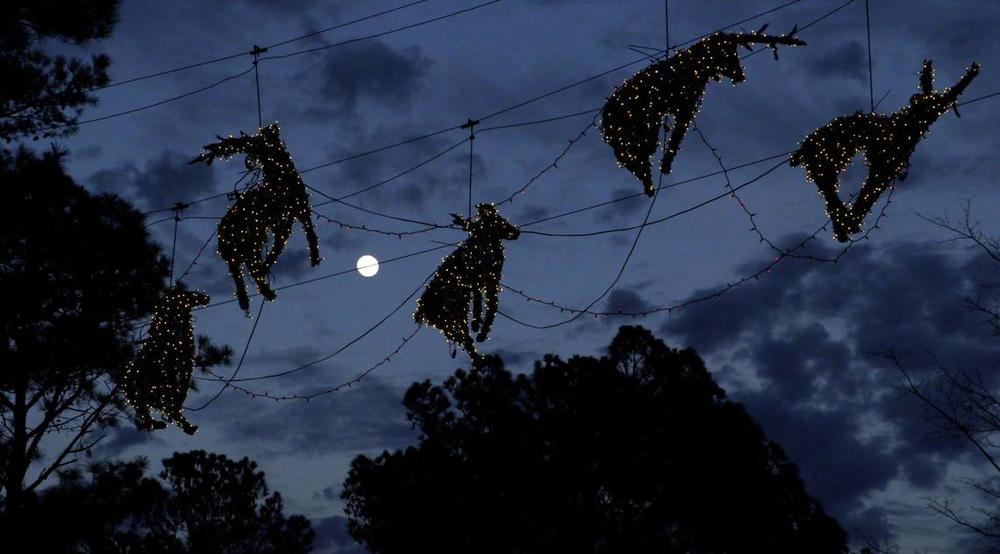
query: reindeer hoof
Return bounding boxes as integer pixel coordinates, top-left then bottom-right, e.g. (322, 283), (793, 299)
(470, 320), (480, 332)
(476, 333), (487, 343)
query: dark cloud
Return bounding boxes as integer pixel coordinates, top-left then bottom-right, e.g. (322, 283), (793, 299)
(603, 288), (651, 316)
(314, 41), (433, 113)
(598, 187), (645, 222)
(89, 150), (219, 214)
(803, 41), (867, 83)
(660, 237), (1000, 543)
(95, 427), (160, 458)
(313, 515), (365, 553)
(216, 375), (415, 456)
(491, 346), (539, 366)
(312, 484), (341, 503)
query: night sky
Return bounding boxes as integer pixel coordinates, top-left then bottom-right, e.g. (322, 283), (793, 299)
(40, 0), (1000, 551)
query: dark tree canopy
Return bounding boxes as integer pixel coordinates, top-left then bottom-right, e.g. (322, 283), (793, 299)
(343, 325), (849, 553)
(0, 0), (119, 142)
(0, 147), (229, 523)
(17, 451), (314, 553)
(159, 450), (315, 553)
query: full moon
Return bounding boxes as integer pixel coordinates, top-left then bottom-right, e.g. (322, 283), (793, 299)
(356, 254), (379, 277)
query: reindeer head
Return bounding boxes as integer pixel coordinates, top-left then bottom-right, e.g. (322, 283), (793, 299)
(906, 60), (980, 119)
(692, 26), (805, 84)
(243, 123), (284, 171)
(163, 287), (211, 312)
(470, 203), (519, 241)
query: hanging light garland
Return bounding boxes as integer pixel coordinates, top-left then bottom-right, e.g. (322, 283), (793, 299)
(600, 26), (805, 196)
(414, 203), (520, 365)
(191, 122), (322, 313)
(122, 286), (211, 435)
(791, 60), (980, 242)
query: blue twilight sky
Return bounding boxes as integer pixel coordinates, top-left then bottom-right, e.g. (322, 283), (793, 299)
(21, 0), (1000, 551)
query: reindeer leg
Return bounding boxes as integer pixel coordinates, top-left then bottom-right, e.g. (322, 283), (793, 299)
(659, 103), (698, 188)
(228, 260), (251, 313)
(173, 413), (198, 435)
(249, 259), (277, 302)
(470, 290), (483, 333)
(298, 208), (322, 266)
(262, 221), (292, 271)
(462, 332), (480, 366)
(476, 288), (499, 343)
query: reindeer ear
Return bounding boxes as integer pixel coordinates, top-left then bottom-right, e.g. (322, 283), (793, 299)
(920, 60), (934, 93)
(756, 23), (769, 34)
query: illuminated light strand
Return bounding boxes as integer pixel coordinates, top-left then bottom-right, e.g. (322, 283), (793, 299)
(198, 271), (435, 384)
(186, 300), (265, 412)
(414, 204), (520, 365)
(126, 243), (455, 333)
(790, 60), (980, 242)
(600, 27), (805, 196)
(306, 184), (448, 229)
(199, 326), (422, 402)
(692, 124), (782, 254)
(313, 209), (455, 238)
(501, 126), (670, 332)
(492, 113), (600, 206)
(499, 187), (894, 322)
(122, 287), (210, 434)
(192, 122), (322, 313)
(519, 158), (787, 238)
(314, 136), (471, 202)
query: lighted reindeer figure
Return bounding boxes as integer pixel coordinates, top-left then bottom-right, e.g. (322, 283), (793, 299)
(601, 27), (805, 196)
(122, 287), (210, 435)
(791, 60), (980, 242)
(191, 123), (321, 312)
(414, 203), (520, 365)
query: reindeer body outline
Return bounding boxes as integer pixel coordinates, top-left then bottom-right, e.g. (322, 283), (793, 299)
(601, 29), (805, 196)
(791, 60), (980, 242)
(122, 287), (210, 435)
(191, 123), (321, 312)
(414, 204), (519, 365)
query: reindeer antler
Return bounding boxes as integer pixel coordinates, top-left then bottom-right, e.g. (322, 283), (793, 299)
(941, 61), (981, 118)
(190, 131), (254, 165)
(451, 213), (471, 231)
(919, 60), (935, 94)
(734, 25), (805, 60)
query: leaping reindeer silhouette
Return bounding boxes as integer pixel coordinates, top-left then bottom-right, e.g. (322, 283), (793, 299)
(414, 204), (520, 365)
(191, 123), (321, 312)
(122, 287), (210, 435)
(791, 60), (980, 242)
(601, 27), (805, 196)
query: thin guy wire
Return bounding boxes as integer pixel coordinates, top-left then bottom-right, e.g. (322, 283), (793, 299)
(199, 269), (435, 383)
(186, 300), (265, 411)
(203, 325), (423, 402)
(259, 1), (503, 62)
(0, 0), (431, 117)
(865, 0), (875, 112)
(169, 213), (179, 285)
(500, 187), (896, 320)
